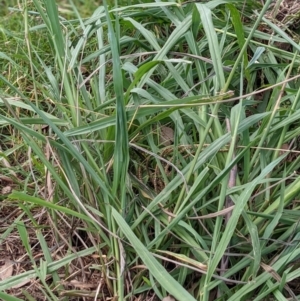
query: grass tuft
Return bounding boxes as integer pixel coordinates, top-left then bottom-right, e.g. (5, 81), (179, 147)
(1, 0), (300, 300)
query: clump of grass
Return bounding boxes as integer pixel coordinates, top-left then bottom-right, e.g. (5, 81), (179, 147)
(1, 0), (300, 300)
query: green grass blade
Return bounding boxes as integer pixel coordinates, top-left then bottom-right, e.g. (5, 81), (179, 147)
(112, 208), (197, 301)
(196, 3), (225, 89)
(0, 292), (24, 301)
(203, 154), (288, 297)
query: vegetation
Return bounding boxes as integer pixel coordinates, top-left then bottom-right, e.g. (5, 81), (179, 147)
(1, 0), (300, 300)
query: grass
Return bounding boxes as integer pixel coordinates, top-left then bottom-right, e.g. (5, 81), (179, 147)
(1, 0), (300, 300)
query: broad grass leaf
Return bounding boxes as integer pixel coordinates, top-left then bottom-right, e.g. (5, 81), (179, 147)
(196, 4), (225, 89)
(0, 246), (100, 291)
(261, 14), (300, 52)
(227, 4), (250, 79)
(206, 154), (287, 280)
(247, 47), (265, 68)
(112, 208), (197, 301)
(227, 247), (300, 300)
(241, 209), (261, 279)
(110, 2), (179, 12)
(0, 292), (24, 301)
(9, 192), (99, 223)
